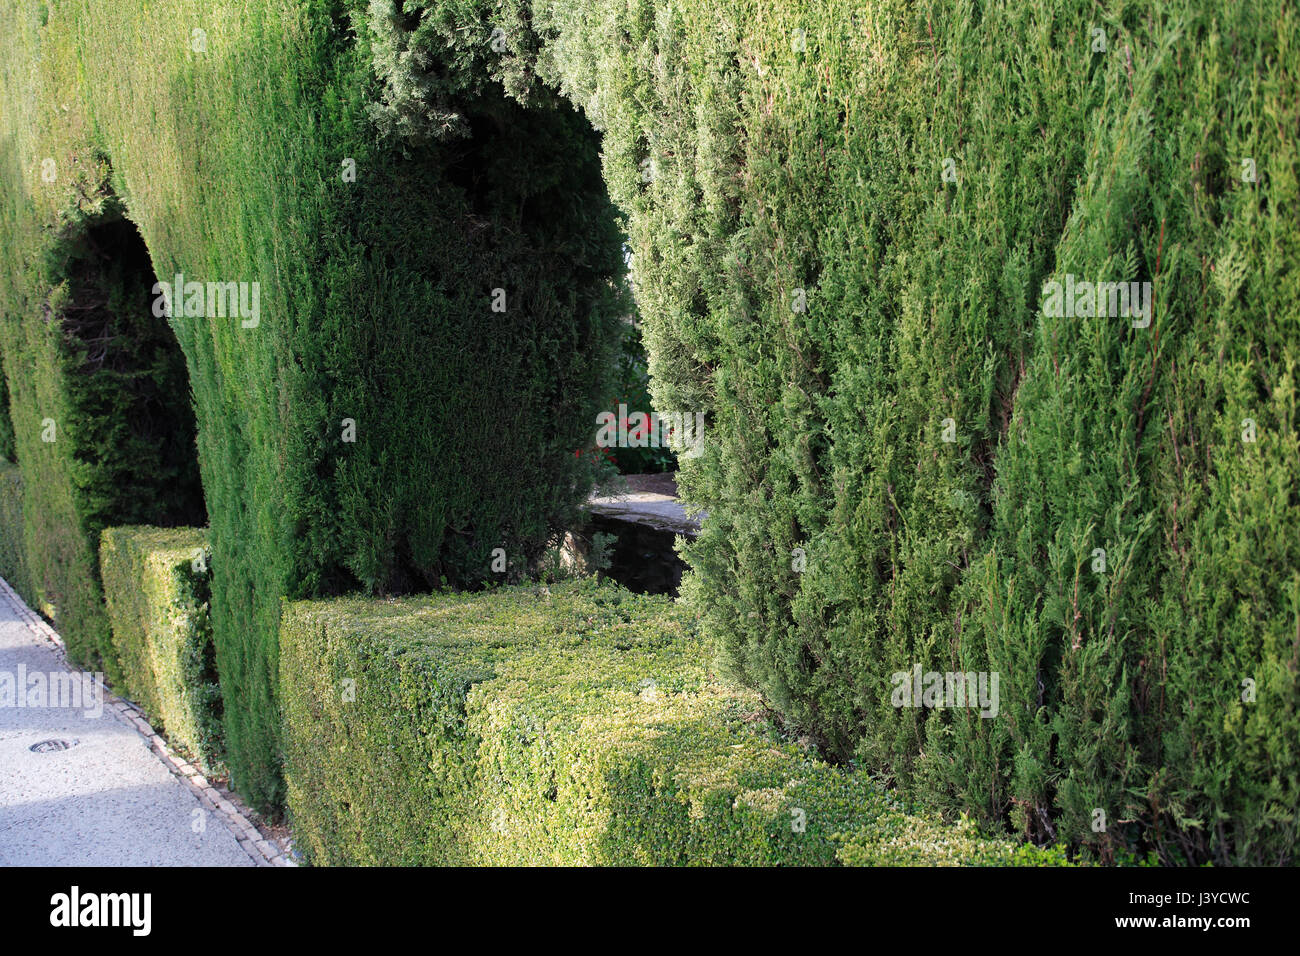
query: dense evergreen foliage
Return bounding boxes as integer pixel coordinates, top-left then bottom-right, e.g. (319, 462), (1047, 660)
(0, 461), (32, 602)
(1, 0), (1295, 863)
(0, 0), (626, 810)
(281, 578), (1068, 865)
(0, 168), (203, 681)
(0, 360), (14, 463)
(395, 0), (1295, 862)
(100, 526), (223, 773)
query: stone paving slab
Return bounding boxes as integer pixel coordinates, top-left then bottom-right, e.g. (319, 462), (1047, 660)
(586, 490), (704, 536)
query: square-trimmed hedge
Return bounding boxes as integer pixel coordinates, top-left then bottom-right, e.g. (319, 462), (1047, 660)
(281, 578), (1069, 866)
(99, 526), (223, 773)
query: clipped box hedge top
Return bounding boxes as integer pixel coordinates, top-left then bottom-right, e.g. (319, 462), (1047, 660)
(281, 579), (1069, 866)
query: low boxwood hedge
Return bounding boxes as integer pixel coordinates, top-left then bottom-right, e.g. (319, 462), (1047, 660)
(281, 579), (1070, 866)
(99, 526), (223, 773)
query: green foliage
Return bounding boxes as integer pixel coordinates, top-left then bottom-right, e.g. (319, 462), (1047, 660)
(2, 0), (1295, 861)
(604, 317), (677, 474)
(281, 578), (1064, 865)
(99, 526), (223, 773)
(0, 154), (203, 683)
(449, 0), (1296, 862)
(53, 218), (206, 539)
(0, 357), (15, 463)
(0, 460), (33, 603)
(0, 0), (628, 811)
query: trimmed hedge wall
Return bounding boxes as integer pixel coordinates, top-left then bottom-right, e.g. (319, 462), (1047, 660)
(0, 0), (628, 810)
(0, 459), (33, 603)
(99, 526), (223, 773)
(3, 0), (1296, 861)
(281, 579), (1068, 866)
(0, 159), (205, 686)
(366, 0), (1300, 863)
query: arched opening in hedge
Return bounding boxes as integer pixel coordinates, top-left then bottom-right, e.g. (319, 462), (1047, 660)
(0, 191), (209, 679)
(57, 213), (206, 533)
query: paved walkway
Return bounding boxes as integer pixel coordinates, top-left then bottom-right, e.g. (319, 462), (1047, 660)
(0, 581), (253, 866)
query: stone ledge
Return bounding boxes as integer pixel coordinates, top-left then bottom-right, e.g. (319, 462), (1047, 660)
(585, 491), (704, 537)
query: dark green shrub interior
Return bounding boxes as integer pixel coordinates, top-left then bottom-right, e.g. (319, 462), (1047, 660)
(56, 216), (205, 534)
(199, 44), (629, 809)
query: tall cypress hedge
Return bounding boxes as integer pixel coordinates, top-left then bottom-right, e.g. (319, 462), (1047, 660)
(0, 0), (626, 811)
(2, 0), (1295, 859)
(0, 101), (204, 681)
(392, 0), (1295, 862)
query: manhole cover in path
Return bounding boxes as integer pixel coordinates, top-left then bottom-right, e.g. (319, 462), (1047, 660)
(29, 738), (78, 753)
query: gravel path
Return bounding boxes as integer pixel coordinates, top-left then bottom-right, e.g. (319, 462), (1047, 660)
(0, 581), (253, 866)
